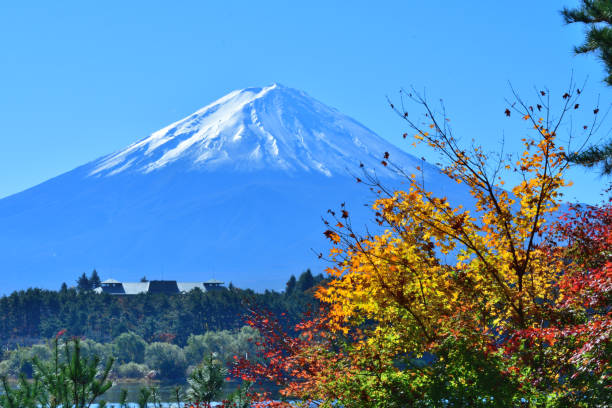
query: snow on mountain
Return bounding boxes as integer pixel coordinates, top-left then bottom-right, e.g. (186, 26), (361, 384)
(87, 83), (423, 178)
(0, 84), (460, 295)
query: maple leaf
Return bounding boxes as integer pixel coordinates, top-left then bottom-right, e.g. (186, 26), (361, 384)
(323, 230), (341, 243)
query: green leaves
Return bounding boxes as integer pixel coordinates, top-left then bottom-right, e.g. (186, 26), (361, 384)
(0, 374), (42, 408)
(562, 0), (612, 85)
(1, 337), (115, 408)
(186, 353), (226, 405)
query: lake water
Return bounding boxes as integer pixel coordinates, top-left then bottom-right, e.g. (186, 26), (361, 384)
(99, 380), (279, 405)
(98, 380), (238, 405)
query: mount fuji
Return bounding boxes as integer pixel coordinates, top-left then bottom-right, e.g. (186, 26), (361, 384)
(0, 84), (461, 294)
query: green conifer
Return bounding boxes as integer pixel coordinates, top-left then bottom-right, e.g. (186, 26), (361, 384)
(562, 1), (612, 174)
(76, 273), (91, 292)
(563, 0), (612, 85)
(89, 270), (101, 289)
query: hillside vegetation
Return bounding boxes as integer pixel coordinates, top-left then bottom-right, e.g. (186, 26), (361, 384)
(0, 270), (324, 347)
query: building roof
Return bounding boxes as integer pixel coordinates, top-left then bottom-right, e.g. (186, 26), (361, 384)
(122, 282), (150, 295)
(177, 282), (206, 293)
(148, 280), (180, 294)
(96, 279), (225, 295)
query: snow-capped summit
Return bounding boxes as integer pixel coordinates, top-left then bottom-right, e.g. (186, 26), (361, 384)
(88, 84), (419, 178)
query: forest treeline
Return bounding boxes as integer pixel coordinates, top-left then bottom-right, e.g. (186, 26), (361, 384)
(0, 327), (262, 381)
(0, 270), (324, 347)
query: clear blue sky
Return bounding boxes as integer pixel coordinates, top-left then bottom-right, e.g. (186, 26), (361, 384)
(0, 1), (609, 203)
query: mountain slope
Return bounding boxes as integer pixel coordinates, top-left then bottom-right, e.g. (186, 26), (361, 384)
(0, 84), (461, 294)
(86, 84), (423, 177)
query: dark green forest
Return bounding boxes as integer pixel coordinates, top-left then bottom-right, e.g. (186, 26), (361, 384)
(0, 270), (324, 347)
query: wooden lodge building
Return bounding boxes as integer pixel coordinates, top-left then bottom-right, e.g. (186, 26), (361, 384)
(94, 278), (225, 295)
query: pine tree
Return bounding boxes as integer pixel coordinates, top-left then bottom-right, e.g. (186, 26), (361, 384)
(285, 275), (296, 295)
(296, 269), (314, 292)
(567, 141), (612, 174)
(563, 0), (612, 85)
(185, 353), (225, 405)
(76, 273), (90, 292)
(33, 337), (114, 408)
(562, 1), (612, 174)
(89, 270), (101, 289)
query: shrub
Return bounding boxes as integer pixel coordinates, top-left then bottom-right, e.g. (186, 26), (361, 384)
(115, 362), (149, 379)
(144, 342), (187, 379)
(113, 332), (147, 364)
(76, 339), (113, 363)
(4, 344), (52, 378)
(185, 326), (261, 366)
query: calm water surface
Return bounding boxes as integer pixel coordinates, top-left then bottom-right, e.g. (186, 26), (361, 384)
(99, 380), (239, 405)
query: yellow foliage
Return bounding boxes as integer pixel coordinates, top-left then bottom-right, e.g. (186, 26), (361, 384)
(317, 92), (572, 358)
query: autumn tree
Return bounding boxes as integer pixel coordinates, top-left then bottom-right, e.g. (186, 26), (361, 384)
(234, 84), (609, 406)
(505, 198), (612, 404)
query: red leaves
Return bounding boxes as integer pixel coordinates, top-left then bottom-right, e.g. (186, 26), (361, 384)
(229, 307), (338, 405)
(506, 199), (612, 386)
(504, 108), (511, 117)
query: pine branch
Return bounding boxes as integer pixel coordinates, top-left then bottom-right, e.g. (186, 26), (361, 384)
(567, 139), (612, 174)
